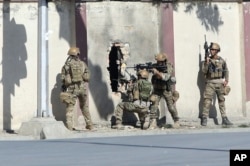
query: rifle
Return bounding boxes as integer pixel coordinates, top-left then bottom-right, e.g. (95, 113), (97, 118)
(204, 35), (215, 73)
(127, 62), (166, 72)
(204, 35), (210, 60)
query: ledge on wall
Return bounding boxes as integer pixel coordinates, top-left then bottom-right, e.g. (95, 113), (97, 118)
(18, 117), (72, 140)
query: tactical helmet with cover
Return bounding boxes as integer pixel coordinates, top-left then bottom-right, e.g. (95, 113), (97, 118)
(138, 70), (149, 79)
(155, 53), (168, 62)
(210, 43), (220, 52)
(68, 47), (80, 56)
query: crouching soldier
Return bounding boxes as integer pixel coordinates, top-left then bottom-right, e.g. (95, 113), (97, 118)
(112, 70), (152, 130)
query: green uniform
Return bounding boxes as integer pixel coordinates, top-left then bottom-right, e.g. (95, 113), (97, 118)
(114, 78), (152, 128)
(60, 56), (92, 130)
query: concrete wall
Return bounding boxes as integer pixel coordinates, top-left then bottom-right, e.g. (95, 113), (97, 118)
(0, 1), (249, 131)
(85, 2), (160, 123)
(243, 2), (250, 117)
(48, 1), (75, 128)
(173, 2), (245, 119)
(0, 2), (38, 130)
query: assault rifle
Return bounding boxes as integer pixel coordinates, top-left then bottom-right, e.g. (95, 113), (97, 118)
(127, 62), (167, 72)
(204, 35), (210, 60)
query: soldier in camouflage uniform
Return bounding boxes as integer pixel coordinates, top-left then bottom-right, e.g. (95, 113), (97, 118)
(60, 47), (94, 130)
(112, 70), (152, 130)
(149, 53), (180, 129)
(201, 43), (233, 126)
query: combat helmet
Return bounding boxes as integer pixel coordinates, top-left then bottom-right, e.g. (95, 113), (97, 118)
(155, 53), (168, 62)
(210, 43), (220, 52)
(68, 47), (80, 56)
(138, 70), (149, 79)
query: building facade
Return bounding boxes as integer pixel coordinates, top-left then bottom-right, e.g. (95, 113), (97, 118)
(0, 0), (249, 130)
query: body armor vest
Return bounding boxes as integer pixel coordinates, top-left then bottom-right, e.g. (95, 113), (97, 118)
(64, 58), (84, 83)
(152, 75), (167, 90)
(206, 58), (224, 79)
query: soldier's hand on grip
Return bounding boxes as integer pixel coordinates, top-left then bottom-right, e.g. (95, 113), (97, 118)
(152, 68), (158, 75)
(206, 57), (210, 64)
(61, 85), (67, 92)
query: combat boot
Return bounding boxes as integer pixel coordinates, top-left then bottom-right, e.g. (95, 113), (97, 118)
(86, 125), (95, 130)
(149, 119), (158, 129)
(141, 116), (150, 130)
(112, 124), (124, 130)
(201, 117), (207, 126)
(222, 117), (233, 126)
(173, 120), (180, 129)
(111, 119), (124, 130)
(66, 125), (73, 131)
(135, 120), (142, 128)
(66, 122), (73, 131)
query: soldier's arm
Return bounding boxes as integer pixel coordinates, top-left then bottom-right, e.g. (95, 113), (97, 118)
(132, 81), (139, 101)
(202, 61), (209, 74)
(61, 66), (67, 91)
(61, 66), (66, 83)
(152, 64), (172, 81)
(223, 61), (229, 86)
(82, 62), (90, 82)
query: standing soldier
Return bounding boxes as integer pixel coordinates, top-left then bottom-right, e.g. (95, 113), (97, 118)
(149, 53), (180, 129)
(112, 70), (152, 130)
(60, 47), (94, 130)
(201, 42), (233, 126)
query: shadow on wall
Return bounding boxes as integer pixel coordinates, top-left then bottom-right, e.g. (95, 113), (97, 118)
(197, 46), (218, 124)
(54, 1), (71, 43)
(173, 2), (223, 33)
(88, 60), (114, 120)
(1, 0), (28, 132)
(50, 73), (66, 125)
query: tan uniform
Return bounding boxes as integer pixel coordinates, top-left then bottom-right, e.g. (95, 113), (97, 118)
(201, 56), (228, 118)
(60, 56), (93, 130)
(149, 62), (179, 123)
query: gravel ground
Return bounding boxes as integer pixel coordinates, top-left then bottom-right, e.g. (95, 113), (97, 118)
(1, 116), (250, 140)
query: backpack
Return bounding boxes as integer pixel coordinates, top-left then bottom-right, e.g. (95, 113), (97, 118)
(63, 58), (84, 84)
(138, 79), (152, 101)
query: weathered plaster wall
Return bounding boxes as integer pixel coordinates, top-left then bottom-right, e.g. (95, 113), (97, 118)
(0, 1), (249, 130)
(47, 1), (75, 128)
(243, 2), (250, 116)
(173, 2), (244, 120)
(0, 3), (38, 130)
(84, 1), (160, 123)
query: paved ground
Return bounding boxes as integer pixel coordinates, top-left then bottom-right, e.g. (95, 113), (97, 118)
(1, 130), (250, 166)
(1, 116), (250, 140)
(0, 117), (250, 166)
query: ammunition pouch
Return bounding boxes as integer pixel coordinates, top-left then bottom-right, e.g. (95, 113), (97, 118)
(172, 90), (180, 103)
(60, 92), (73, 104)
(64, 74), (72, 86)
(82, 71), (90, 82)
(166, 76), (176, 91)
(223, 86), (231, 95)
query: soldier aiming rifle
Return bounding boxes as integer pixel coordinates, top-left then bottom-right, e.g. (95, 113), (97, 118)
(126, 62), (167, 72)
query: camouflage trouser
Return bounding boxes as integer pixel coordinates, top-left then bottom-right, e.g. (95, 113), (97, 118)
(114, 100), (149, 124)
(202, 82), (227, 118)
(149, 89), (179, 121)
(64, 83), (93, 129)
